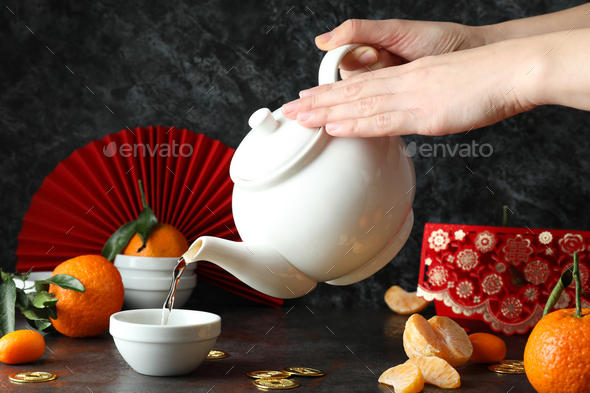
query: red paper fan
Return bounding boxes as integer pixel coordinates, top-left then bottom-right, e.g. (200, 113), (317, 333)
(16, 126), (283, 308)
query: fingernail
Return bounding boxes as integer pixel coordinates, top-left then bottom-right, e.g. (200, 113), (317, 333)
(316, 32), (332, 43)
(299, 87), (317, 98)
(359, 50), (377, 65)
(298, 111), (312, 122)
(326, 122), (340, 134)
(282, 100), (298, 114)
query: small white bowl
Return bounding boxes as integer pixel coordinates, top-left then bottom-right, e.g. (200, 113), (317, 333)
(114, 255), (197, 278)
(110, 309), (221, 376)
(122, 274), (197, 309)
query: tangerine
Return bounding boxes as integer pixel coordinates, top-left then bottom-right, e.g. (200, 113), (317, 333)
(123, 223), (188, 257)
(385, 285), (430, 315)
(49, 255), (124, 338)
(403, 314), (472, 367)
(524, 308), (590, 393)
(378, 362), (424, 393)
(0, 330), (45, 364)
(407, 356), (461, 389)
(468, 332), (506, 364)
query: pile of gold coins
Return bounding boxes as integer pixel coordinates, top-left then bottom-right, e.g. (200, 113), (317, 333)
(206, 350), (325, 389)
(206, 350), (325, 390)
(248, 367), (325, 390)
(487, 359), (525, 374)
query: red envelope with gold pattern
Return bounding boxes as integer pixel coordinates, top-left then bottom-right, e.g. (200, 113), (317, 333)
(417, 223), (590, 334)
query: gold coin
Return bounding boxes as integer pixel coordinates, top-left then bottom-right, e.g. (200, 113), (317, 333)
(206, 350), (229, 360)
(9, 371), (57, 383)
(253, 378), (299, 390)
(283, 367), (325, 377)
(501, 360), (525, 367)
(247, 371), (291, 379)
(487, 364), (525, 374)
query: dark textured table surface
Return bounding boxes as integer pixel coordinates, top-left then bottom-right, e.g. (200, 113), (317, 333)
(2, 307), (535, 392)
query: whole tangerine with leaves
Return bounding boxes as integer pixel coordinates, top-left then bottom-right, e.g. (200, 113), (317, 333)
(0, 330), (45, 364)
(123, 223), (188, 258)
(49, 255), (124, 338)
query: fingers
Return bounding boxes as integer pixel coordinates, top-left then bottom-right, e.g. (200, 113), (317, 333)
(315, 19), (406, 52)
(295, 95), (398, 128)
(283, 75), (398, 119)
(298, 65), (395, 99)
(326, 111), (416, 137)
(340, 49), (405, 79)
(339, 46), (379, 71)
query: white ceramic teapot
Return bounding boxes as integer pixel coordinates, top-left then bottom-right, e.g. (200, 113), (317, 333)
(183, 44), (416, 298)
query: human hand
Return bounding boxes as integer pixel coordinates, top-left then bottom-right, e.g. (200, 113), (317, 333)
(314, 19), (490, 79)
(283, 35), (546, 137)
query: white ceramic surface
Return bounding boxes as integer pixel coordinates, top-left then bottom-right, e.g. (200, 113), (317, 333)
(122, 274), (196, 309)
(182, 44), (415, 299)
(110, 309), (220, 376)
(114, 254), (197, 278)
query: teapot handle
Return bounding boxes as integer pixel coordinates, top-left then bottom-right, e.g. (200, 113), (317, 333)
(317, 43), (364, 86)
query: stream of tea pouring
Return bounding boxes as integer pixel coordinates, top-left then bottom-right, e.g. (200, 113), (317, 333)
(161, 257), (187, 325)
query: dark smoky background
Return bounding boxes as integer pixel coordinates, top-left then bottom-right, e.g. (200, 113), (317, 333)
(1, 0), (589, 308)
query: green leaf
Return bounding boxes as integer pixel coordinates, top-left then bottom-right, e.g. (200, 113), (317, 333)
(135, 180), (158, 252)
(20, 307), (46, 321)
(33, 291), (58, 308)
(38, 275), (85, 292)
(543, 268), (573, 317)
(0, 278), (16, 335)
(42, 306), (58, 320)
(35, 281), (49, 293)
(102, 220), (138, 261)
(15, 287), (29, 309)
(34, 319), (54, 332)
(135, 206), (158, 252)
(0, 269), (12, 283)
(13, 269), (32, 282)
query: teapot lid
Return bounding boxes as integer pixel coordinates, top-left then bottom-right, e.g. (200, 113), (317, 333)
(230, 44), (363, 190)
(230, 108), (326, 189)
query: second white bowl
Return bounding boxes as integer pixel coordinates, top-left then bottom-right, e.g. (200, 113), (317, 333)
(122, 274), (197, 309)
(114, 254), (197, 278)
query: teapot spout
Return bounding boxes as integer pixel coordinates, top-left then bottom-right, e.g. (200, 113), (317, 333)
(183, 237), (317, 299)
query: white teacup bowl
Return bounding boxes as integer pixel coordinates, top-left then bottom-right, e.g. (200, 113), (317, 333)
(114, 255), (197, 278)
(122, 274), (197, 309)
(110, 309), (221, 376)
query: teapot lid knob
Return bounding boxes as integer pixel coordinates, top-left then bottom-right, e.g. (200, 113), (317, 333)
(248, 108), (279, 134)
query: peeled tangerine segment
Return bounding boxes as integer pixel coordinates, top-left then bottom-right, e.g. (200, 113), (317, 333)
(408, 357), (461, 389)
(385, 285), (430, 315)
(403, 314), (451, 362)
(403, 314), (473, 368)
(378, 362), (424, 393)
(428, 316), (473, 367)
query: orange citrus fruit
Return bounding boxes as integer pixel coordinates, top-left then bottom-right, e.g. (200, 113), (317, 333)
(123, 223), (188, 257)
(403, 314), (451, 361)
(385, 285), (430, 315)
(428, 316), (472, 367)
(468, 332), (506, 363)
(407, 356), (461, 389)
(524, 308), (590, 393)
(378, 362), (424, 393)
(0, 330), (45, 364)
(403, 314), (472, 367)
(49, 255), (124, 338)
